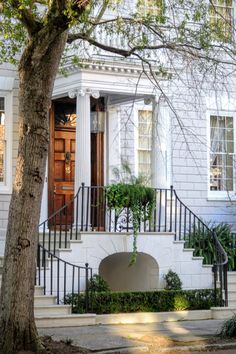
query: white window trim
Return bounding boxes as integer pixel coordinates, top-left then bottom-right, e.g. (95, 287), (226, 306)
(0, 92), (12, 194)
(207, 108), (236, 200)
(208, 0), (236, 43)
(134, 102), (153, 178)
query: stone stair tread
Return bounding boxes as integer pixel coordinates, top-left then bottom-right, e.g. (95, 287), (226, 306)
(34, 304), (71, 309)
(34, 295), (57, 299)
(35, 313), (95, 318)
(211, 306), (236, 309)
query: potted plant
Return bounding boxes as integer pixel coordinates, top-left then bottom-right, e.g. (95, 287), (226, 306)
(106, 161), (155, 264)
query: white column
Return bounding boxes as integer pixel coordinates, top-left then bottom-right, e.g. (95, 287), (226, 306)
(151, 96), (171, 188)
(76, 91), (91, 191)
(69, 88), (100, 192)
(107, 106), (121, 184)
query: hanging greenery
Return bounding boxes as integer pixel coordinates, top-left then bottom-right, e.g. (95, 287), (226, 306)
(106, 182), (155, 265)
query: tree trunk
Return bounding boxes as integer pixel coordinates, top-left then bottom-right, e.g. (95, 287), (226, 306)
(0, 26), (68, 353)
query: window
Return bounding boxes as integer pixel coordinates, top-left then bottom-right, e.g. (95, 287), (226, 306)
(210, 115), (234, 192)
(209, 0), (233, 42)
(0, 97), (5, 183)
(0, 92), (12, 193)
(137, 110), (152, 183)
(137, 0), (163, 17)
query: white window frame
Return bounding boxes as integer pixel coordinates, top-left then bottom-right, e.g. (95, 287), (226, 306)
(136, 0), (164, 18)
(207, 109), (236, 200)
(208, 0), (235, 42)
(0, 92), (12, 194)
(134, 103), (153, 181)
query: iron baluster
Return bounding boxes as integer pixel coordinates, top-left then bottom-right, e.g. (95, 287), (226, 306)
(169, 186), (173, 232)
(86, 186), (89, 231)
(57, 258), (60, 304)
(81, 182), (85, 231)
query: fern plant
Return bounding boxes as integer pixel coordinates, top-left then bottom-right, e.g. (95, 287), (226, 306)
(186, 222), (236, 270)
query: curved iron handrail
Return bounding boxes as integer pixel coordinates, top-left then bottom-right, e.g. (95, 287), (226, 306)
(38, 186), (82, 252)
(173, 189), (228, 306)
(36, 243), (92, 311)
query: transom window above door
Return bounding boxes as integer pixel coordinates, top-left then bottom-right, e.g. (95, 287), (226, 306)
(54, 100), (76, 128)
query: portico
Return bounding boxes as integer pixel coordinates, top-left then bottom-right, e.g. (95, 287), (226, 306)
(39, 62), (171, 223)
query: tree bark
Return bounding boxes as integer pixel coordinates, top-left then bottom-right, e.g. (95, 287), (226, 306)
(0, 26), (68, 353)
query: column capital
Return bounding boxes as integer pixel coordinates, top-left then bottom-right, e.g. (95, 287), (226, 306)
(68, 88), (100, 99)
(153, 94), (167, 105)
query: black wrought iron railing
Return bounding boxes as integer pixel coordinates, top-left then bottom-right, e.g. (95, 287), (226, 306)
(173, 190), (228, 307)
(36, 244), (93, 311)
(38, 183), (228, 307)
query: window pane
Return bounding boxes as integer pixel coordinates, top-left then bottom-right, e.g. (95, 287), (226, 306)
(0, 97), (4, 111)
(137, 0), (163, 16)
(0, 104), (5, 183)
(209, 0), (233, 42)
(210, 114), (234, 191)
(138, 110), (152, 183)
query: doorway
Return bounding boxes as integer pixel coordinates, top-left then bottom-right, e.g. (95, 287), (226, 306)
(48, 97), (105, 226)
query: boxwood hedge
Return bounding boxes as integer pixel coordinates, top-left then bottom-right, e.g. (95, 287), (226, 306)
(65, 289), (220, 314)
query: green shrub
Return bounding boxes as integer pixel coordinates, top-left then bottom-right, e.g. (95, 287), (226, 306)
(164, 270), (182, 290)
(219, 314), (236, 338)
(88, 274), (110, 293)
(187, 222), (236, 270)
(173, 294), (189, 311)
(65, 289), (220, 314)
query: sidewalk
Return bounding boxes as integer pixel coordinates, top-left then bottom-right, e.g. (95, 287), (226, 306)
(39, 319), (236, 353)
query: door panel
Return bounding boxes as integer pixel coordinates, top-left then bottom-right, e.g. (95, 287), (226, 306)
(91, 132), (105, 230)
(50, 128), (75, 226)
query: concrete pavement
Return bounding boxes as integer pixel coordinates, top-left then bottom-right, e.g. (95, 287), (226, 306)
(39, 319), (236, 353)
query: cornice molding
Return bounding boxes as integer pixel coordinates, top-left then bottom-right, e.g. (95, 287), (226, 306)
(63, 59), (148, 77)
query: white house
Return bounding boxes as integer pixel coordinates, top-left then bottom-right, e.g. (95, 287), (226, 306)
(0, 0), (235, 306)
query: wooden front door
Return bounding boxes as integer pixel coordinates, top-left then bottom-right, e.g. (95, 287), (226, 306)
(48, 100), (76, 226)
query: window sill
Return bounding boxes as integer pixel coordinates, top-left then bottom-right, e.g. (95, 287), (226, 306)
(0, 185), (12, 194)
(207, 196), (236, 202)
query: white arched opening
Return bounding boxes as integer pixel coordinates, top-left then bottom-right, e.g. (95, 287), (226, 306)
(99, 252), (159, 292)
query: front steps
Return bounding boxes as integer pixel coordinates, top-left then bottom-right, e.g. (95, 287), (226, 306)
(212, 271), (236, 319)
(34, 286), (96, 328)
(1, 259), (236, 326)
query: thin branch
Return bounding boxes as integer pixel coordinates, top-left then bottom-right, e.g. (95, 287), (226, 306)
(10, 0), (41, 35)
(85, 0), (110, 37)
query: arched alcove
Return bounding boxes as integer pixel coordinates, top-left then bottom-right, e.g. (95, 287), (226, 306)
(99, 252), (159, 291)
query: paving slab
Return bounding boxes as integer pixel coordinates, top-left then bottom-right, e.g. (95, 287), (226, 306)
(39, 319), (227, 352)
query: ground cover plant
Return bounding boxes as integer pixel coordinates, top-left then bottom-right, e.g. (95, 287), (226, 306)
(219, 314), (236, 338)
